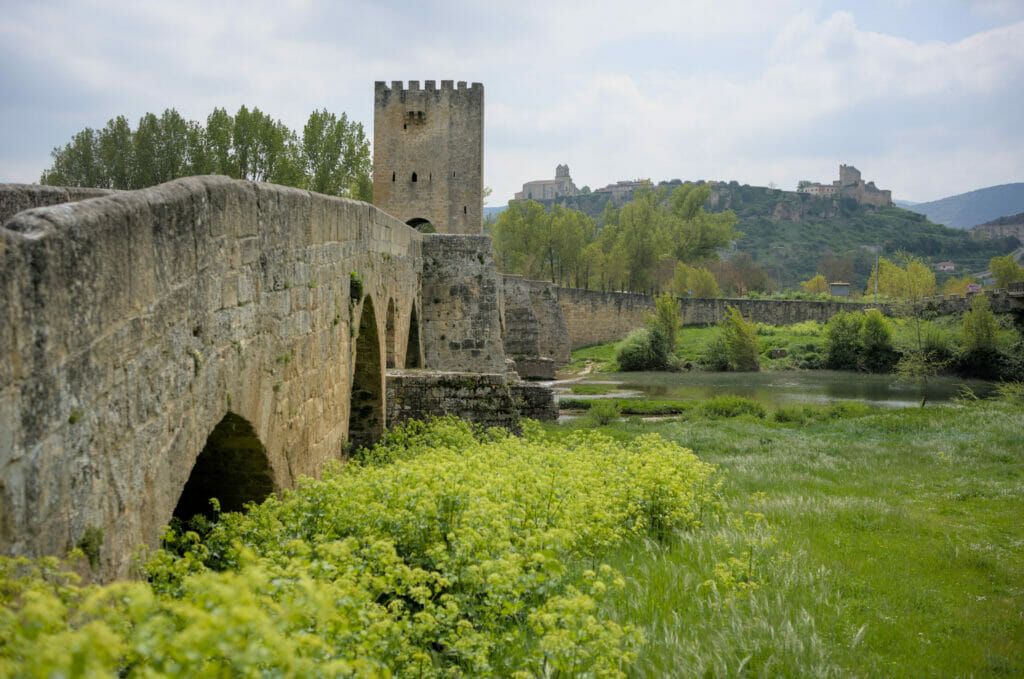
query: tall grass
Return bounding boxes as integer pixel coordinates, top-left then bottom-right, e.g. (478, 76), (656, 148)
(551, 396), (1024, 676)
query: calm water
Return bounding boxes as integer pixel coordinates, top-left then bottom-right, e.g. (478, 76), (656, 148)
(557, 370), (996, 409)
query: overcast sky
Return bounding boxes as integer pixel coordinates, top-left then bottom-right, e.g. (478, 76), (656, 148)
(2, 0), (1022, 204)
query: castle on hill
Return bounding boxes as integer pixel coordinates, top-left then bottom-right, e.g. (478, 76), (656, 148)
(797, 165), (892, 207)
(514, 164), (579, 201)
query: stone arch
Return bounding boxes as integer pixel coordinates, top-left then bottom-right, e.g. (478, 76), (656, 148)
(349, 296), (384, 450)
(173, 412), (275, 522)
(385, 298), (397, 369)
(405, 303), (423, 368)
(406, 217), (436, 233)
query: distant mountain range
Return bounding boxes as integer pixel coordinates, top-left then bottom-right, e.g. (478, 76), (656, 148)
(899, 183), (1024, 230)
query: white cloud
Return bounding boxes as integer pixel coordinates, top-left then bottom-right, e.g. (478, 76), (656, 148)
(1, 1), (1021, 204)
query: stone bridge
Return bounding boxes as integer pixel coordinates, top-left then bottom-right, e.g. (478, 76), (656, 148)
(0, 176), (555, 580)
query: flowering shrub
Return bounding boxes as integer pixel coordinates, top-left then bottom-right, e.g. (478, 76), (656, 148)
(1, 417), (721, 677)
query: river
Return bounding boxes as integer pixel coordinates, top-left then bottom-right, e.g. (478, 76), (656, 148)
(555, 370), (996, 409)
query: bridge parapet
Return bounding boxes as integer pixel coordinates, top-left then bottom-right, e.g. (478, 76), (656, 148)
(1, 176), (425, 579)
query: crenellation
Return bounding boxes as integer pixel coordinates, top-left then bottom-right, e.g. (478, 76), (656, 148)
(0, 81), (572, 582)
(373, 78), (484, 234)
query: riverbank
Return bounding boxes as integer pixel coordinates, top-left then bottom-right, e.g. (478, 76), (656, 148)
(545, 392), (1024, 676)
(565, 311), (1023, 378)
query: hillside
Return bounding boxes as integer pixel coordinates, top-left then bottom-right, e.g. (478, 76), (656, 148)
(522, 181), (1018, 290)
(709, 183), (1017, 289)
(906, 183), (1024, 229)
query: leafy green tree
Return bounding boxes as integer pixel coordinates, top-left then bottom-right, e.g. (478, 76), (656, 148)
(130, 112), (161, 188)
(865, 255), (935, 300)
(989, 255), (1024, 288)
(962, 294), (999, 354)
(647, 294), (681, 369)
(800, 274), (828, 295)
(666, 183), (738, 263)
(881, 254), (944, 405)
(205, 107), (236, 176)
(957, 294), (1004, 379)
(40, 127), (103, 187)
(941, 275), (976, 297)
(824, 312), (863, 370)
(491, 199), (551, 280)
(860, 309), (897, 372)
(301, 109), (371, 198)
(616, 187), (669, 293)
(97, 116), (132, 189)
(672, 262), (719, 298)
(40, 106), (370, 199)
(719, 305), (760, 371)
(709, 252), (771, 296)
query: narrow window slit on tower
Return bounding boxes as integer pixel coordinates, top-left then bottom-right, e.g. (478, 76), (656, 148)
(392, 172), (395, 182)
(411, 172), (417, 182)
(463, 206), (467, 214)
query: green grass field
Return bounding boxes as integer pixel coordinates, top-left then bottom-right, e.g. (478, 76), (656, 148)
(548, 396), (1024, 676)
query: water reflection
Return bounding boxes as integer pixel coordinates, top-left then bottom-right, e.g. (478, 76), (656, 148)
(557, 370), (995, 409)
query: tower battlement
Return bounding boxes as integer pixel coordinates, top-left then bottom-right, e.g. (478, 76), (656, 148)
(374, 81), (484, 108)
(373, 80), (484, 235)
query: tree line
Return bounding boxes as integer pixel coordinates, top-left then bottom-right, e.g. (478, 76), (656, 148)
(40, 107), (372, 200)
(490, 183), (745, 294)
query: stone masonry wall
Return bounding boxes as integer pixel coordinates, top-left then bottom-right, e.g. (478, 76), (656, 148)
(553, 288), (655, 349)
(527, 280), (571, 367)
(0, 184), (115, 223)
(420, 234), (506, 373)
(555, 286), (1021, 349)
(372, 80), (484, 234)
(501, 275), (541, 357)
(1, 176), (424, 580)
(386, 370), (556, 433)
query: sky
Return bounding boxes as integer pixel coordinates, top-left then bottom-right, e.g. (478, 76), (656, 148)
(1, 0), (1022, 204)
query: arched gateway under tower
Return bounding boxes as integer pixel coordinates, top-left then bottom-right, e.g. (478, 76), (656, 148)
(372, 80), (484, 235)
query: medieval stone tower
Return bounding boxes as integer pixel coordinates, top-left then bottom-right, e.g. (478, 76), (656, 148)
(372, 80), (484, 234)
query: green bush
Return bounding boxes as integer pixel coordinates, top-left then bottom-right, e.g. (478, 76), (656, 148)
(824, 312), (863, 370)
(790, 341), (826, 370)
(700, 306), (760, 372)
(771, 404), (810, 424)
(697, 334), (731, 371)
(1, 418), (722, 678)
(697, 395), (767, 419)
(956, 294), (1005, 380)
(859, 309), (898, 372)
(616, 295), (681, 371)
(772, 401), (874, 425)
(587, 400), (622, 425)
(560, 398), (691, 416)
(616, 327), (658, 371)
(647, 294), (681, 370)
(720, 306), (760, 371)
